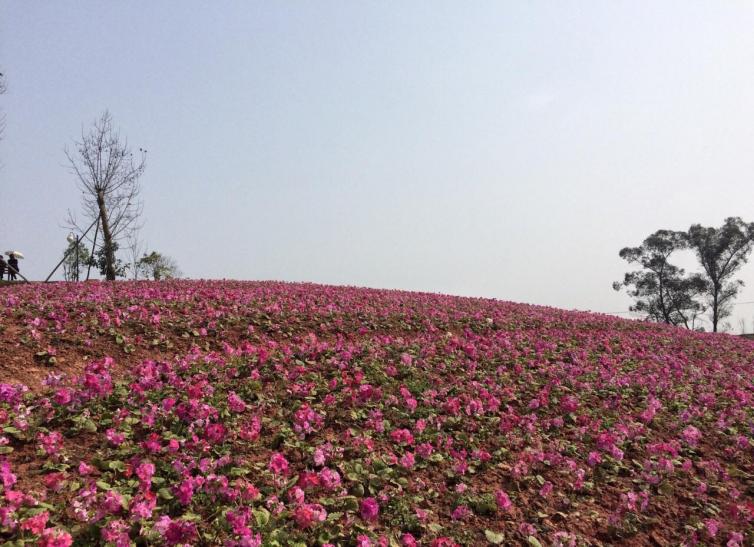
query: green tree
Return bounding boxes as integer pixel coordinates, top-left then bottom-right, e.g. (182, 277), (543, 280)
(614, 230), (706, 328)
(61, 240), (91, 281)
(137, 251), (181, 280)
(89, 242), (129, 279)
(687, 217), (754, 332)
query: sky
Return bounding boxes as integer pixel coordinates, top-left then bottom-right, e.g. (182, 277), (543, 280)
(2, 1), (754, 332)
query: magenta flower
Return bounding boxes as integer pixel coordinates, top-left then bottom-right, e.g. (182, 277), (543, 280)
(704, 518), (719, 538)
(38, 431), (64, 456)
(451, 505), (470, 520)
(587, 451), (602, 467)
(360, 497), (380, 522)
(205, 422), (227, 444)
(496, 489), (513, 512)
(20, 511), (49, 534)
(294, 503), (327, 529)
(37, 528), (73, 547)
(135, 461), (155, 484)
(227, 391), (247, 413)
(54, 388), (72, 405)
(269, 452), (289, 475)
(399, 451), (415, 469)
(682, 425), (702, 447)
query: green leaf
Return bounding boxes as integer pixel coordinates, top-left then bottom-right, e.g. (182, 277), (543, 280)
(0, 446), (13, 454)
(342, 496), (359, 512)
(96, 480), (112, 491)
(182, 512), (203, 522)
(527, 537), (543, 547)
(228, 467), (250, 477)
(108, 460), (126, 472)
(158, 487), (174, 500)
(485, 530), (505, 544)
(3, 426), (23, 439)
(252, 507), (270, 527)
(326, 511), (343, 522)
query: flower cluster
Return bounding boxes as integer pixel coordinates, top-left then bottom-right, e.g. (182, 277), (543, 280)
(0, 280), (751, 544)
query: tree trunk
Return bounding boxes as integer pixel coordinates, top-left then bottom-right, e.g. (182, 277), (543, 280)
(712, 285), (719, 333)
(96, 191), (117, 281)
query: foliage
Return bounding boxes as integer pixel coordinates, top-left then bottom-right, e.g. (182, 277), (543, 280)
(61, 239), (92, 282)
(0, 281), (752, 545)
(89, 242), (128, 279)
(687, 217), (754, 332)
(137, 251), (181, 280)
(614, 230), (706, 328)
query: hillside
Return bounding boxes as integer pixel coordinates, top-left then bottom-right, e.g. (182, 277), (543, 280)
(0, 281), (752, 546)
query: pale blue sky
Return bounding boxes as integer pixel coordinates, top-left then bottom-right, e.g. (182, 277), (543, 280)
(2, 2), (754, 331)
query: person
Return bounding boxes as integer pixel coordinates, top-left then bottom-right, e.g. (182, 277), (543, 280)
(0, 255), (5, 280)
(7, 254), (18, 281)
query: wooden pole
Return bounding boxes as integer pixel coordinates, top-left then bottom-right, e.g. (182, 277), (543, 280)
(5, 264), (29, 284)
(86, 216), (100, 281)
(44, 216), (100, 283)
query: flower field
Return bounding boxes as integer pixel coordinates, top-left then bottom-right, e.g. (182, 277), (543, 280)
(0, 280), (752, 546)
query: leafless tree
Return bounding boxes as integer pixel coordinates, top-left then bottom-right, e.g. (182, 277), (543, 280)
(65, 111), (146, 280)
(125, 228), (146, 280)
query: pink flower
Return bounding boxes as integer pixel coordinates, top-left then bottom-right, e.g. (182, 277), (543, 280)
(293, 404), (324, 437)
(20, 511), (49, 534)
(682, 425), (702, 447)
(401, 534), (417, 547)
(390, 428), (414, 446)
(313, 447), (327, 466)
(135, 461), (155, 484)
(239, 415), (262, 442)
(539, 481), (553, 497)
(294, 503), (327, 529)
(38, 528), (73, 547)
(587, 451), (602, 467)
(399, 452), (415, 469)
(269, 452), (289, 475)
(38, 431), (64, 455)
(228, 391), (247, 413)
(318, 468), (341, 490)
(176, 478), (196, 504)
(451, 505), (471, 520)
(106, 428), (126, 446)
(101, 519), (130, 545)
(705, 518), (719, 538)
(360, 497), (380, 522)
(727, 532), (744, 547)
(496, 489), (513, 512)
(205, 423), (227, 444)
(102, 490), (125, 514)
(417, 442), (434, 458)
(54, 388), (72, 405)
(78, 461), (94, 475)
